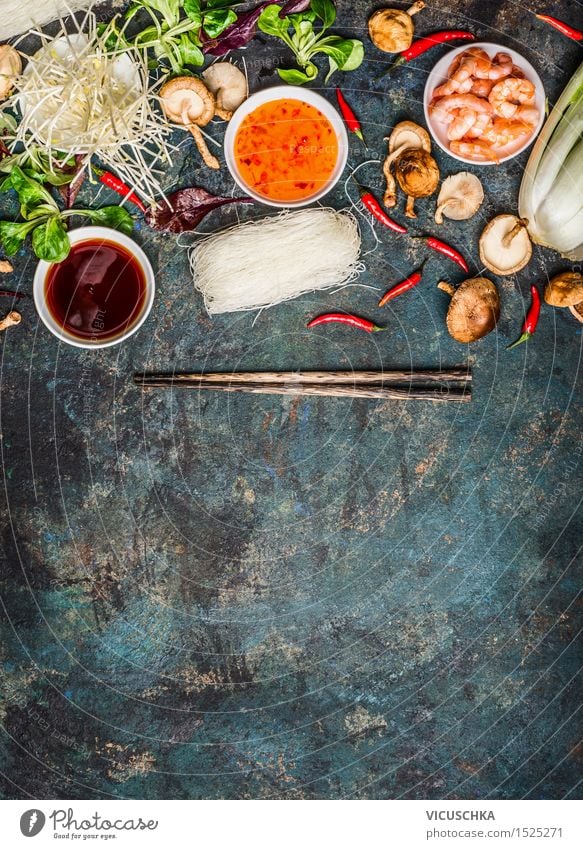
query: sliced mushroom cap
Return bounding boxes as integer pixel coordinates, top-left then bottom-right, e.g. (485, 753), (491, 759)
(544, 271), (583, 307)
(438, 277), (500, 343)
(160, 77), (215, 128)
(435, 172), (484, 224)
(202, 62), (247, 120)
(479, 215), (532, 276)
(368, 2), (425, 53)
(0, 44), (21, 101)
(388, 120), (431, 154)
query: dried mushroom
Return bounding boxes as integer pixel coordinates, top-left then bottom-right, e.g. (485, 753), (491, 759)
(544, 271), (583, 307)
(438, 277), (500, 343)
(383, 120), (431, 208)
(394, 148), (440, 218)
(0, 310), (21, 332)
(479, 215), (532, 276)
(160, 77), (219, 169)
(201, 62), (247, 120)
(0, 45), (21, 100)
(435, 172), (484, 224)
(369, 2), (425, 53)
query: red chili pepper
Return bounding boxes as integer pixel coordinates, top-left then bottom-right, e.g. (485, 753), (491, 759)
(336, 88), (366, 145)
(536, 14), (583, 42)
(378, 261), (426, 307)
(507, 285), (541, 349)
(381, 30), (475, 75)
(353, 178), (407, 234)
(93, 166), (146, 212)
(0, 289), (28, 299)
(307, 313), (385, 333)
(418, 235), (469, 273)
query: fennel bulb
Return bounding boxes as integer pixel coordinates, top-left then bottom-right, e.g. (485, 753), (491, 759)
(519, 62), (583, 260)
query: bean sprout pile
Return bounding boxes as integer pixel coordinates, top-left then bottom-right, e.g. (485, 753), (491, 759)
(8, 11), (174, 201)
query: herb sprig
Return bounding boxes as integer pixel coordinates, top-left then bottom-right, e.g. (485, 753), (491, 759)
(124, 0), (241, 72)
(258, 0), (363, 84)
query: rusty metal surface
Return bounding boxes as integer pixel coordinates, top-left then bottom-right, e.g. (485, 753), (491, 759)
(0, 0), (581, 799)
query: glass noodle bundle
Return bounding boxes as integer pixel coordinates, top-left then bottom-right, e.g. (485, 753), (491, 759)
(189, 209), (363, 314)
(9, 9), (173, 201)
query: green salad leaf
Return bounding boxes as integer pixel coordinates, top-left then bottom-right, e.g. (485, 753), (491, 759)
(32, 217), (70, 262)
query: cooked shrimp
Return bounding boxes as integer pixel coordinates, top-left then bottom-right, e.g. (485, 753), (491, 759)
(514, 105), (539, 125)
(432, 80), (462, 98)
(463, 48), (493, 76)
(450, 139), (499, 162)
(470, 77), (496, 98)
(482, 117), (531, 149)
(465, 111), (491, 138)
(447, 107), (478, 140)
(489, 78), (536, 118)
(492, 52), (512, 66)
(451, 48), (492, 86)
(447, 51), (468, 77)
(431, 93), (493, 123)
(487, 61), (514, 80)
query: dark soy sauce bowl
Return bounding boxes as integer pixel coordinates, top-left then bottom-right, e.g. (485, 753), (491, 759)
(33, 226), (155, 349)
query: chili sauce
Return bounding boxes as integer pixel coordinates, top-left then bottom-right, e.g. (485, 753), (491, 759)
(45, 240), (146, 342)
(234, 98), (339, 202)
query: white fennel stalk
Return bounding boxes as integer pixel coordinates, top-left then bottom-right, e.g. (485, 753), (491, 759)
(519, 62), (583, 258)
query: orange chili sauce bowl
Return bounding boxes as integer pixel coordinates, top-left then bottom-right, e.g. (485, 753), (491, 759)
(224, 86), (349, 208)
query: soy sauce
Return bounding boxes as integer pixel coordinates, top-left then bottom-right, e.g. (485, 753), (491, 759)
(45, 239), (146, 342)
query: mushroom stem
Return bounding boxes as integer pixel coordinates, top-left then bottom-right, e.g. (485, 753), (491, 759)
(0, 310), (21, 331)
(407, 1), (425, 16)
(502, 217), (528, 248)
(434, 200), (450, 225)
(215, 106), (233, 121)
(437, 281), (456, 297)
(405, 195), (417, 218)
(383, 141), (410, 207)
(188, 126), (220, 170)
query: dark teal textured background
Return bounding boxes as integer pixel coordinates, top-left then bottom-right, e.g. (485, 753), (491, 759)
(0, 0), (581, 799)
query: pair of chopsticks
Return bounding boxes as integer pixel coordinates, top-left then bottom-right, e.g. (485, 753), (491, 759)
(134, 369), (472, 402)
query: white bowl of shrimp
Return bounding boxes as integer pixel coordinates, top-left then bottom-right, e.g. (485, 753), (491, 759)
(424, 43), (545, 164)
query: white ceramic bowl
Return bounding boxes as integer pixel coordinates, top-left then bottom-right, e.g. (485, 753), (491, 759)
(33, 226), (155, 349)
(423, 42), (545, 165)
(224, 85), (349, 208)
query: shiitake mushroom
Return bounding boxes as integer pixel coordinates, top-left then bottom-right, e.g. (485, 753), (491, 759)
(544, 271), (583, 307)
(394, 148), (440, 218)
(368, 2), (425, 53)
(479, 215), (532, 276)
(160, 77), (219, 169)
(0, 45), (21, 101)
(383, 120), (431, 208)
(438, 277), (500, 343)
(435, 172), (484, 224)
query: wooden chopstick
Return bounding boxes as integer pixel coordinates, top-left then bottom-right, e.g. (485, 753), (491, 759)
(134, 375), (471, 403)
(135, 369), (471, 386)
